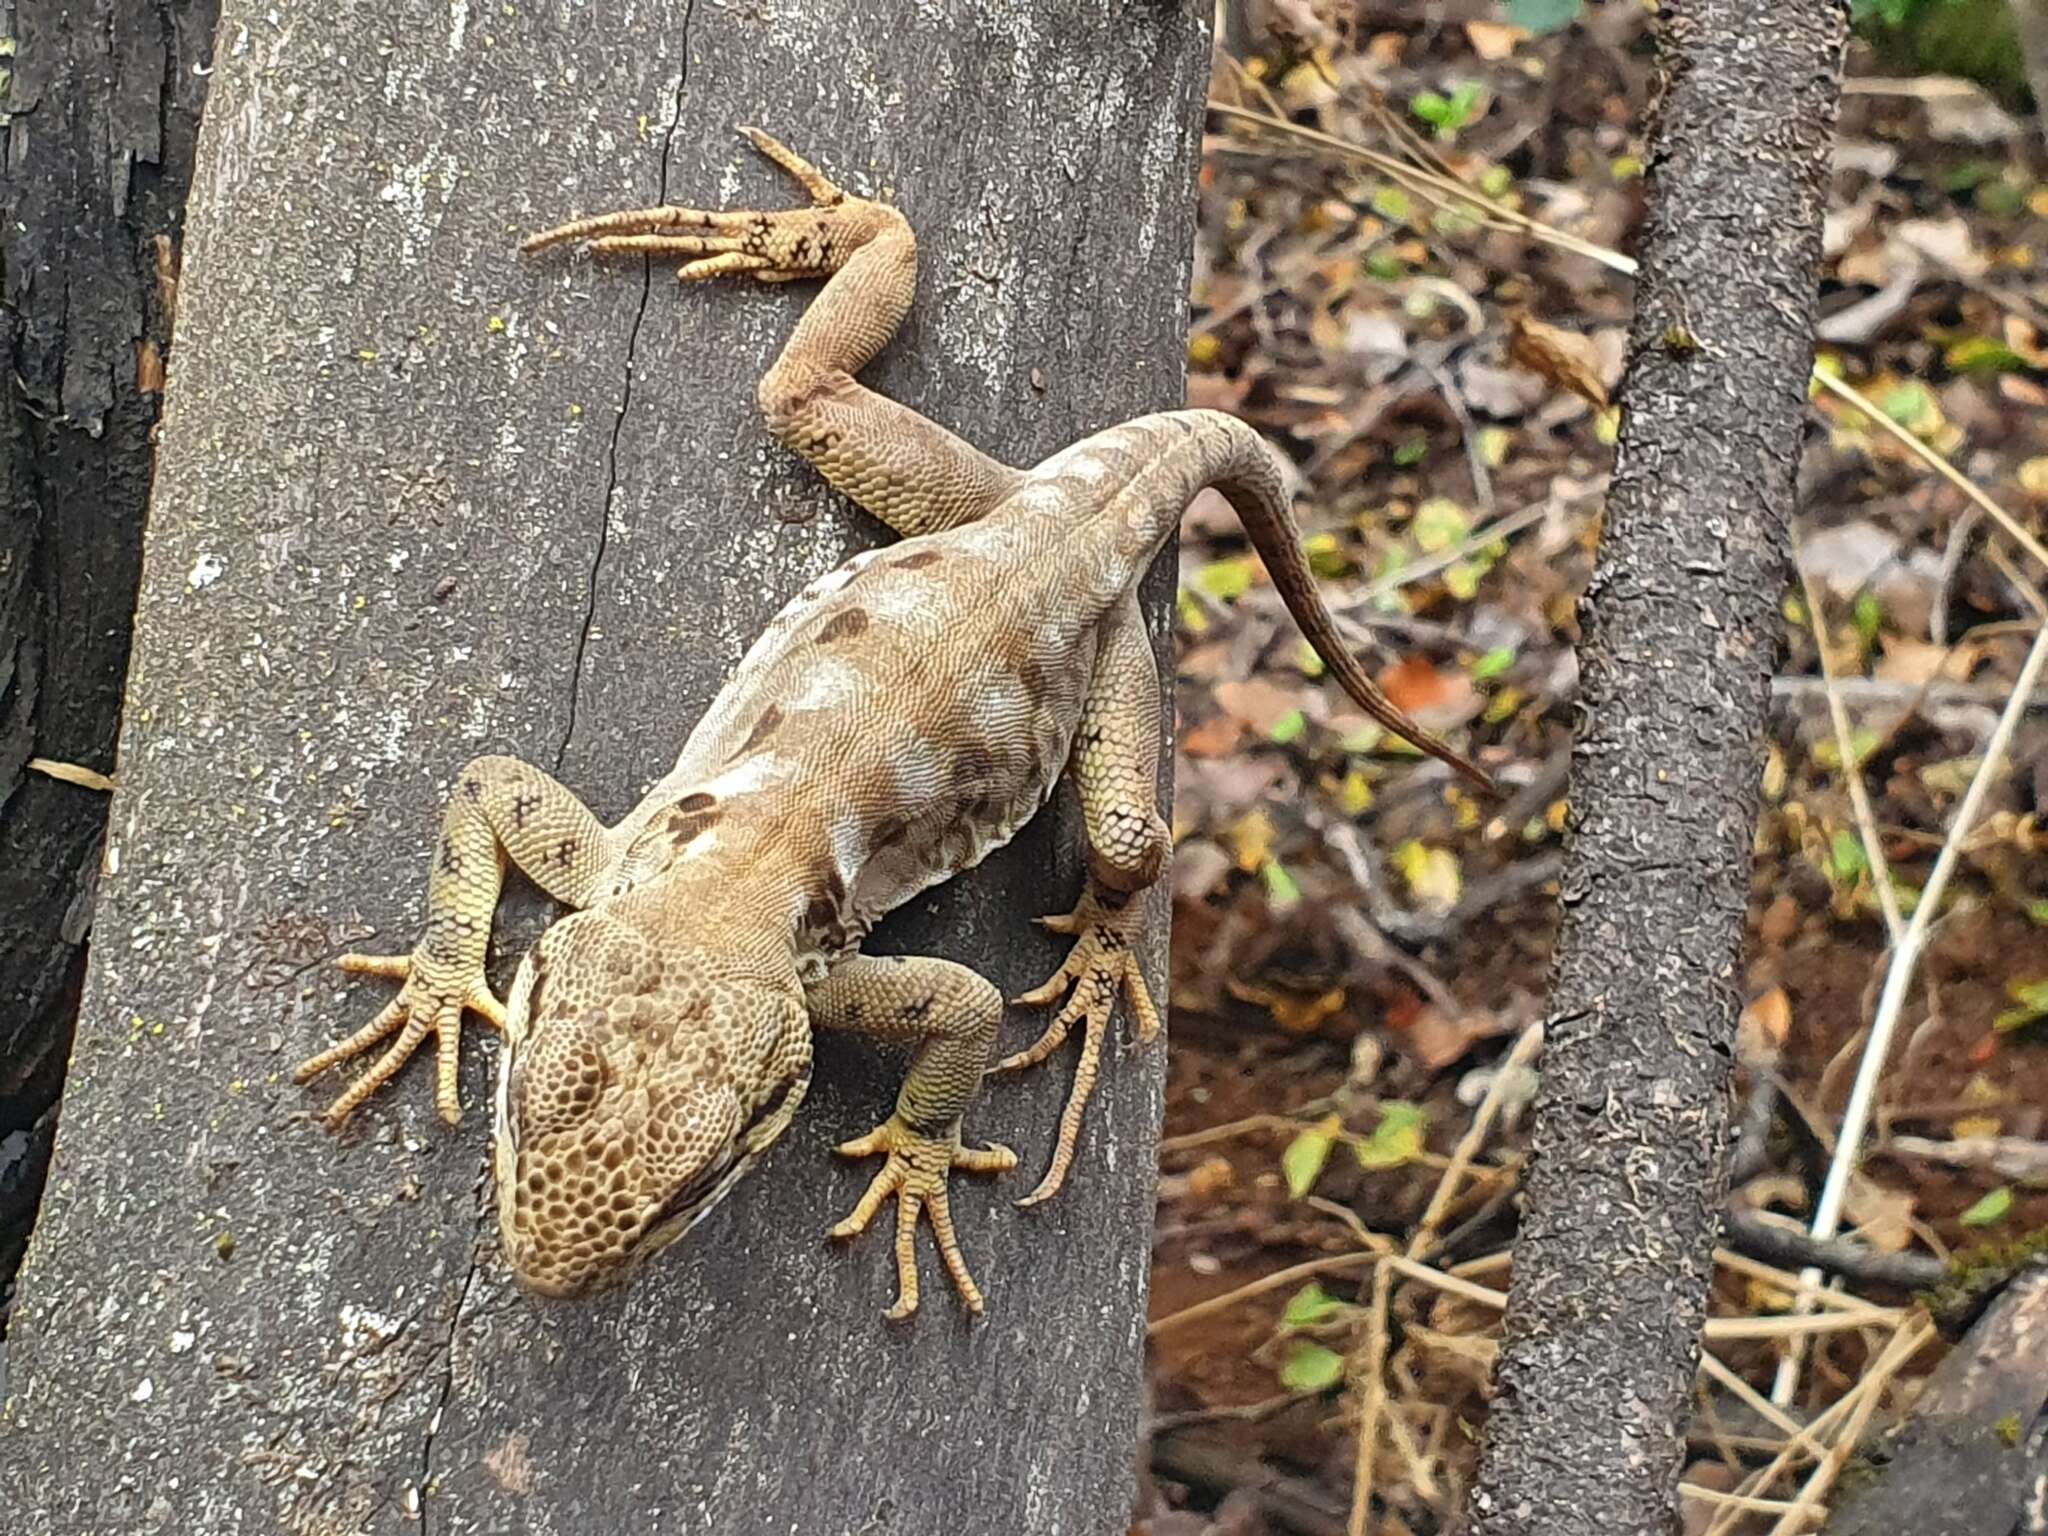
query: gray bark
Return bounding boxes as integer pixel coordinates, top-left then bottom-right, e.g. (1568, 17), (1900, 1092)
(0, 0), (218, 1318)
(0, 3), (1210, 1532)
(1826, 1260), (2048, 1536)
(1463, 3), (1848, 1533)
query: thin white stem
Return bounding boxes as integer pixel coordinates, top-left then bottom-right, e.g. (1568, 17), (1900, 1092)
(1771, 623), (2048, 1405)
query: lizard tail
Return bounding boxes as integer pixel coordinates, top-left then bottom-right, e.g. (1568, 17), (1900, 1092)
(1189, 412), (1497, 794)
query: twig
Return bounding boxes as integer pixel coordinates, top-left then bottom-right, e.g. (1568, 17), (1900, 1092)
(1349, 500), (1554, 610)
(1204, 103), (1638, 275)
(1794, 546), (1905, 941)
(1703, 1315), (1936, 1536)
(1414, 1023), (1545, 1258)
(1812, 370), (2048, 577)
(1148, 1389), (1318, 1436)
(1345, 1258), (1396, 1536)
(1148, 1251), (1382, 1338)
(1151, 1431), (1350, 1536)
(1343, 1023), (1544, 1536)
(1208, 101), (2047, 596)
(1886, 1133), (2048, 1181)
(1722, 1210), (1948, 1294)
(1764, 1318), (1939, 1536)
(1769, 675), (2048, 709)
(1774, 621), (2048, 1405)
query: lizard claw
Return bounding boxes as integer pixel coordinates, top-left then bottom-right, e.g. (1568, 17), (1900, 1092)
(521, 127), (895, 285)
(999, 886), (1159, 1207)
(296, 952), (504, 1129)
(830, 1115), (1016, 1320)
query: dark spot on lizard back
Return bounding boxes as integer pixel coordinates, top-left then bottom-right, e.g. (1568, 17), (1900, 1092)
(815, 608), (869, 643)
(735, 705), (784, 757)
(664, 805), (721, 843)
(872, 815), (911, 851)
(893, 549), (942, 570)
(676, 791), (716, 813)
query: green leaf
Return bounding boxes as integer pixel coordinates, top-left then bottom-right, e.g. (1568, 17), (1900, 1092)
(1304, 530), (1352, 578)
(1392, 437), (1429, 467)
(1505, 0), (1582, 34)
(1411, 498), (1471, 553)
(2026, 900), (2048, 927)
(1263, 860), (1303, 911)
(1946, 336), (2027, 374)
(1472, 647), (1517, 682)
(1269, 709), (1308, 745)
(1851, 590), (1884, 643)
(1880, 380), (1937, 429)
(1960, 1186), (2014, 1227)
(1279, 1340), (1347, 1392)
(1282, 1118), (1337, 1199)
(1994, 977), (2048, 1033)
(1443, 561), (1483, 601)
(1410, 90), (1452, 127)
(1283, 1282), (1345, 1329)
(1192, 556), (1256, 602)
(1357, 1101), (1428, 1170)
(1829, 828), (1871, 884)
(1977, 179), (2026, 218)
(1431, 204), (1482, 239)
(1370, 185), (1413, 223)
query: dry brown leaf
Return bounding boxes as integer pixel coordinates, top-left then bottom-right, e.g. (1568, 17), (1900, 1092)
(1378, 655), (1478, 722)
(1739, 986), (1792, 1061)
(1396, 1001), (1513, 1071)
(1182, 713), (1248, 759)
(1842, 1177), (1914, 1255)
(1464, 20), (1523, 60)
(1506, 310), (1610, 410)
(1226, 978), (1348, 1035)
(1874, 636), (1964, 687)
(1215, 676), (1320, 735)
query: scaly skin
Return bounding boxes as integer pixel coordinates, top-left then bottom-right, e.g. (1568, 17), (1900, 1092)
(295, 128), (1492, 1319)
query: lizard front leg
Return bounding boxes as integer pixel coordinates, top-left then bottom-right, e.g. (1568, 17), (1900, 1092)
(525, 127), (1022, 538)
(806, 955), (1017, 1319)
(295, 756), (618, 1128)
(1000, 595), (1170, 1205)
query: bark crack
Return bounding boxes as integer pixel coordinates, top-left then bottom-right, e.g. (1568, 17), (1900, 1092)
(557, 0), (697, 775)
(417, 1169), (492, 1536)
(421, 9), (698, 1524)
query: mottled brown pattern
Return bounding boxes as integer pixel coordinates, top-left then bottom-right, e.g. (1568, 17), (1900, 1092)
(303, 128), (1489, 1323)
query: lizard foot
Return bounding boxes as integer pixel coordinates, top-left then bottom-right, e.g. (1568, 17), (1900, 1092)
(294, 952), (506, 1130)
(830, 1115), (1017, 1321)
(998, 884), (1160, 1208)
(521, 127), (894, 283)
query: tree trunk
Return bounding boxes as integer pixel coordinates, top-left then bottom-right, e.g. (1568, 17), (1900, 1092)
(0, 3), (1209, 1531)
(0, 0), (217, 1325)
(1464, 4), (1847, 1533)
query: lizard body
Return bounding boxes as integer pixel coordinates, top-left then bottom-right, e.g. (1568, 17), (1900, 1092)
(295, 129), (1490, 1318)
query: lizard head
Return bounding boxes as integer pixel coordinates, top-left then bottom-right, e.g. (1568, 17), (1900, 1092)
(489, 908), (812, 1298)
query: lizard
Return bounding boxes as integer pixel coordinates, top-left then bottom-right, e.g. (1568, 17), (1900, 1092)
(293, 127), (1493, 1321)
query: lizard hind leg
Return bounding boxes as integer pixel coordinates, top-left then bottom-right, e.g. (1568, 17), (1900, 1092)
(1000, 595), (1171, 1207)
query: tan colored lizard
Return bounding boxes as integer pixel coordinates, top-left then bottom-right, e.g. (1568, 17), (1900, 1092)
(294, 128), (1492, 1320)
